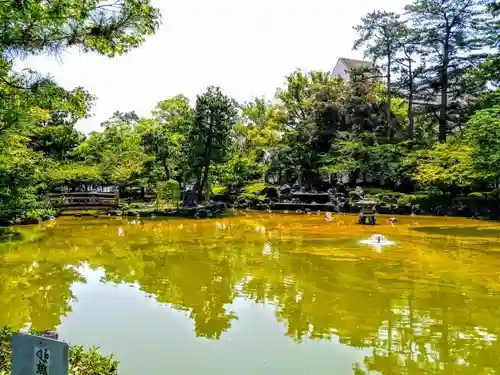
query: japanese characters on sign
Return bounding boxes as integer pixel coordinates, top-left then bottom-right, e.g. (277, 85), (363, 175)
(34, 347), (51, 375)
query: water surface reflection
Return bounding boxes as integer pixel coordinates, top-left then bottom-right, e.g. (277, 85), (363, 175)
(1, 214), (500, 374)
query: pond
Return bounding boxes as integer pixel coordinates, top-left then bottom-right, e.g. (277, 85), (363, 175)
(2, 213), (500, 374)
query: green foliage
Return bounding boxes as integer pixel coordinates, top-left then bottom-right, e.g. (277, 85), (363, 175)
(0, 328), (118, 375)
(468, 192), (486, 198)
(30, 125), (85, 161)
(364, 187), (396, 195)
(156, 180), (181, 209)
(353, 10), (406, 138)
(465, 105), (500, 184)
(0, 0), (498, 219)
(405, 0), (491, 142)
(0, 0), (161, 59)
(411, 143), (479, 187)
(238, 182), (267, 200)
(212, 186), (227, 195)
(45, 162), (103, 186)
(76, 120), (150, 186)
(139, 95), (194, 182)
(242, 182), (266, 194)
(0, 133), (47, 221)
(0, 0), (161, 220)
(189, 86), (239, 201)
(220, 98), (285, 186)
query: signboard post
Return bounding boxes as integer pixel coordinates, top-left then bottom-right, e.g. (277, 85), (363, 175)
(12, 333), (69, 375)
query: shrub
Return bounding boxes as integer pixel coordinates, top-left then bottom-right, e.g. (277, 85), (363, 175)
(211, 186), (227, 195)
(156, 180), (181, 208)
(241, 182), (266, 195)
(239, 182), (267, 199)
(468, 192), (487, 198)
(398, 194), (420, 206)
(487, 189), (500, 199)
(0, 328), (119, 375)
(364, 187), (396, 195)
(375, 192), (406, 204)
(25, 208), (56, 221)
(348, 190), (362, 199)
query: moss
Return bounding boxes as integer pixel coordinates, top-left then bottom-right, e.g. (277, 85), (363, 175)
(0, 328), (119, 375)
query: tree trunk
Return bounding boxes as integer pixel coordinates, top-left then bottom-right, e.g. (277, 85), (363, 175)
(196, 114), (214, 202)
(349, 170), (358, 186)
(162, 159), (170, 180)
(439, 33), (450, 143)
(198, 165), (210, 202)
(386, 54), (392, 140)
(407, 61), (414, 139)
(408, 92), (414, 139)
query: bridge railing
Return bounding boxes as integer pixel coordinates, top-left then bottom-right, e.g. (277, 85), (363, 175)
(48, 192), (120, 209)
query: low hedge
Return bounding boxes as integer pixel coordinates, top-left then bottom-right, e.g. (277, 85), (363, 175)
(0, 328), (119, 375)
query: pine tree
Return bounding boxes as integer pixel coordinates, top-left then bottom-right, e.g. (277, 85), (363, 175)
(405, 0), (490, 142)
(354, 11), (405, 140)
(189, 87), (238, 202)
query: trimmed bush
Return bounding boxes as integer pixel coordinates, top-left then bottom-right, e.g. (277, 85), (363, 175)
(363, 187), (396, 195)
(239, 182), (267, 199)
(467, 192), (487, 198)
(211, 186), (227, 195)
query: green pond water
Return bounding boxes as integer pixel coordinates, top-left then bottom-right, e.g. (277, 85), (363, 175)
(2, 213), (500, 374)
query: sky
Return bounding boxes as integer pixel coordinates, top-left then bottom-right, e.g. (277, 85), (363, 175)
(15, 0), (404, 134)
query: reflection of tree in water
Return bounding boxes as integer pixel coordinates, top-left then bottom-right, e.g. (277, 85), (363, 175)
(353, 288), (500, 374)
(2, 215), (500, 373)
(0, 260), (84, 331)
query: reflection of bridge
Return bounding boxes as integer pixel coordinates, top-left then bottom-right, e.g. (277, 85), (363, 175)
(48, 192), (120, 211)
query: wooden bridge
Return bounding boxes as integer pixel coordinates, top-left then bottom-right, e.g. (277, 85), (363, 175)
(48, 191), (120, 212)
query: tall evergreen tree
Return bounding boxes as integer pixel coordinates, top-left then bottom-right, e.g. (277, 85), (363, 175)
(189, 87), (238, 202)
(405, 0), (490, 142)
(353, 11), (405, 139)
(392, 26), (425, 139)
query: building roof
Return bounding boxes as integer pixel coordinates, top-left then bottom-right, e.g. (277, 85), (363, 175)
(339, 57), (374, 71)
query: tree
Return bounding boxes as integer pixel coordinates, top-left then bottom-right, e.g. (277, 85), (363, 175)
(276, 70), (346, 186)
(222, 98), (285, 185)
(392, 26), (425, 139)
(405, 0), (490, 142)
(75, 118), (150, 186)
(410, 142), (479, 187)
(140, 95), (194, 182)
(353, 11), (405, 139)
(0, 1), (161, 220)
(156, 179), (181, 209)
(465, 105), (500, 187)
(188, 87), (238, 202)
(0, 133), (48, 222)
(29, 125), (85, 161)
(0, 0), (161, 60)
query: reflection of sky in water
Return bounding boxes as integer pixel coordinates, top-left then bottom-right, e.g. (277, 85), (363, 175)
(4, 214), (500, 375)
(61, 265), (370, 375)
(262, 242), (271, 256)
